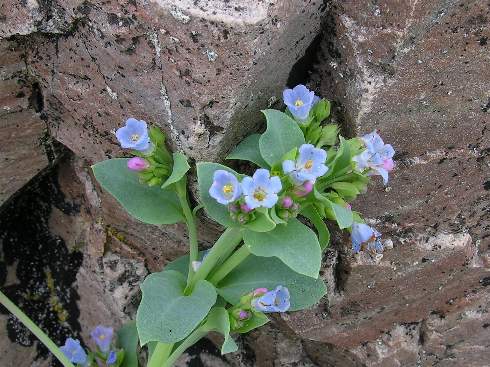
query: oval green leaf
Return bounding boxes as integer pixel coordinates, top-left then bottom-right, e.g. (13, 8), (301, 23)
(227, 134), (269, 168)
(259, 110), (305, 166)
(92, 158), (183, 225)
(116, 321), (139, 367)
(203, 307), (238, 355)
(243, 218), (321, 278)
(136, 270), (217, 345)
(217, 255), (326, 311)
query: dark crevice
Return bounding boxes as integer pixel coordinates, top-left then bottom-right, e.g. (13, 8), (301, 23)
(29, 82), (44, 113)
(286, 32), (324, 88)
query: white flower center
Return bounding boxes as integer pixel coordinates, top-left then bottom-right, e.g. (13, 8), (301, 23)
(130, 133), (140, 142)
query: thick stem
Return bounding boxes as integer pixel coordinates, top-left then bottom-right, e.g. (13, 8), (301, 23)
(175, 178), (199, 284)
(0, 290), (75, 367)
(209, 245), (251, 285)
(185, 227), (242, 293)
(163, 329), (207, 367)
(148, 343), (174, 367)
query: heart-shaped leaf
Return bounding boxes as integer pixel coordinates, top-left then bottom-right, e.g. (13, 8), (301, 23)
(161, 152), (190, 189)
(92, 159), (183, 225)
(227, 134), (269, 168)
(197, 162), (240, 228)
(243, 218), (321, 278)
(136, 270), (216, 345)
(242, 208), (276, 232)
(259, 110), (305, 166)
(217, 255), (326, 311)
(202, 307), (238, 354)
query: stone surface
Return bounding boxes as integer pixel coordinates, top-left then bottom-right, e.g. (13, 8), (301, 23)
(0, 40), (51, 206)
(1, 0), (490, 366)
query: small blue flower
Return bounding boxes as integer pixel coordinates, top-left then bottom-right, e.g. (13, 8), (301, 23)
(252, 286), (290, 313)
(353, 131), (395, 185)
(283, 85), (316, 120)
(60, 338), (88, 365)
(209, 170), (242, 205)
(241, 169), (282, 209)
(116, 118), (151, 151)
(107, 350), (117, 365)
(90, 325), (114, 353)
(283, 144), (328, 184)
(351, 222), (383, 254)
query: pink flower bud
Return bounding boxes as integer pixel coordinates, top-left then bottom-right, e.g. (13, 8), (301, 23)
(127, 157), (150, 171)
(228, 203), (239, 213)
(240, 203), (252, 213)
(253, 288), (268, 297)
(295, 181), (314, 197)
(382, 158), (395, 171)
(238, 310), (250, 320)
(282, 196), (293, 208)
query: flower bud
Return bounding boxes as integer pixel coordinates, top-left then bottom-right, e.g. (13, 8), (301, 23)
(240, 203), (252, 213)
(281, 196), (293, 209)
(127, 157), (150, 171)
(253, 288), (268, 297)
(238, 310), (250, 320)
(294, 181), (313, 197)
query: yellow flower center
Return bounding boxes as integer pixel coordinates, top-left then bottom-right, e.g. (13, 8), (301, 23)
(294, 99), (304, 107)
(99, 335), (106, 340)
(222, 184), (233, 195)
(304, 159), (314, 169)
(130, 133), (140, 142)
(253, 189), (266, 202)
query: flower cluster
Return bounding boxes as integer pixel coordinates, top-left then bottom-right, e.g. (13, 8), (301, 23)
(228, 286), (291, 331)
(353, 131), (395, 185)
(209, 144), (328, 223)
(60, 325), (120, 367)
(116, 118), (173, 187)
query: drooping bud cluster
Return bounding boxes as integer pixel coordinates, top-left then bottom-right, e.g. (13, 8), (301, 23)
(61, 325), (120, 366)
(227, 286), (291, 331)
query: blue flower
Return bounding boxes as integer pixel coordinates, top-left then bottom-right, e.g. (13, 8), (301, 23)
(353, 131), (395, 185)
(252, 286), (290, 313)
(241, 169), (282, 209)
(283, 85), (316, 120)
(351, 222), (383, 254)
(60, 338), (88, 366)
(116, 118), (151, 151)
(90, 325), (114, 353)
(282, 144), (328, 184)
(107, 351), (117, 365)
(209, 170), (242, 205)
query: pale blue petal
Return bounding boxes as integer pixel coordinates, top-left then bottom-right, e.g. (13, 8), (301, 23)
(282, 160), (295, 174)
(244, 195), (260, 209)
(268, 176), (282, 194)
(381, 144), (395, 159)
(261, 193), (278, 208)
(241, 176), (255, 195)
(351, 223), (374, 245)
(253, 169), (271, 188)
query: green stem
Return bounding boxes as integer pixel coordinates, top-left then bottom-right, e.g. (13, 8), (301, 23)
(0, 290), (75, 367)
(318, 172), (352, 191)
(148, 343), (174, 367)
(185, 227), (242, 293)
(163, 329), (207, 367)
(209, 245), (250, 285)
(175, 179), (199, 284)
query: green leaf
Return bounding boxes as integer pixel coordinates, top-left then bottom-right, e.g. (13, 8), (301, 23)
(328, 137), (352, 176)
(197, 162), (239, 227)
(116, 321), (139, 367)
(136, 270), (217, 345)
(92, 159), (183, 225)
(234, 312), (269, 334)
(161, 152), (190, 189)
(243, 218), (321, 278)
(312, 99), (331, 122)
(218, 255), (326, 311)
(300, 206), (330, 250)
(328, 200), (353, 229)
(330, 182), (360, 201)
(259, 110), (305, 166)
(202, 307), (238, 354)
(242, 208), (276, 232)
(226, 134), (269, 168)
(270, 206), (287, 224)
